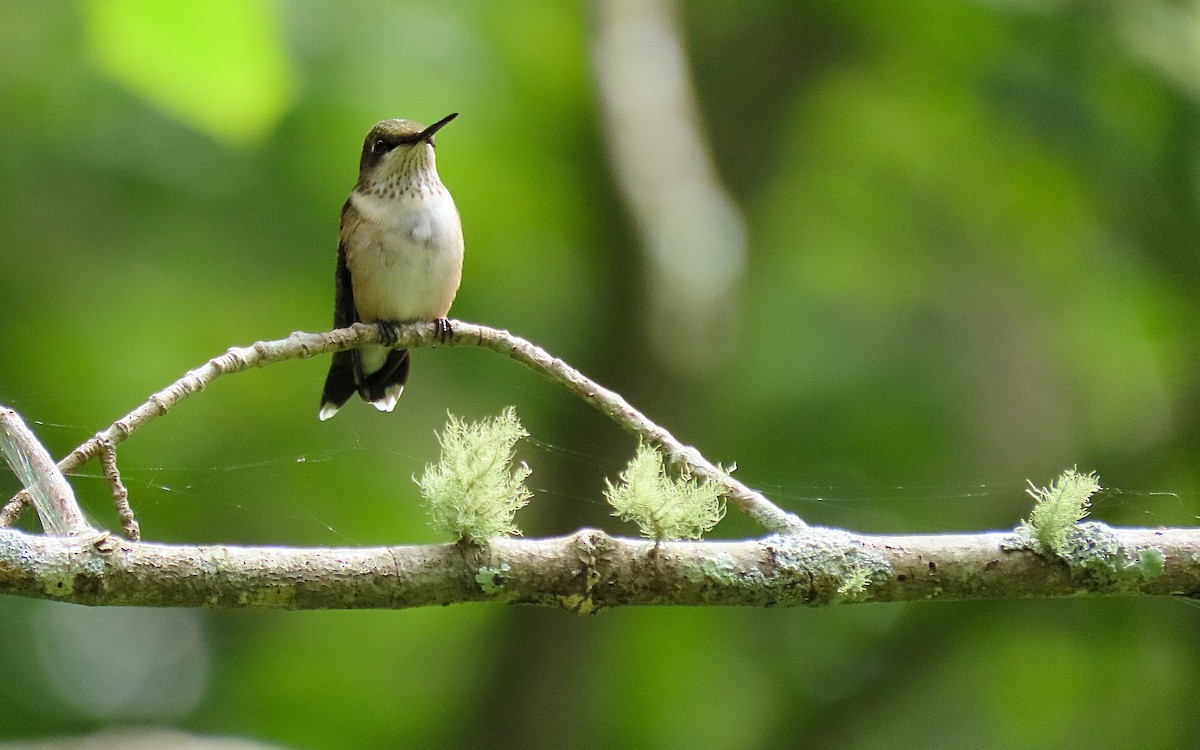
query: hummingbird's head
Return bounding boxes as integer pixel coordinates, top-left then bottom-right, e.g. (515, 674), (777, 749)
(357, 113), (458, 184)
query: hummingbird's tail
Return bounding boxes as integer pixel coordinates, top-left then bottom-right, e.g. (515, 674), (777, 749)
(317, 347), (410, 420)
(359, 348), (410, 413)
(318, 350), (357, 421)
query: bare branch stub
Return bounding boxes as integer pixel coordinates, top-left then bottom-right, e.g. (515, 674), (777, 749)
(98, 439), (139, 541)
(0, 492), (28, 528)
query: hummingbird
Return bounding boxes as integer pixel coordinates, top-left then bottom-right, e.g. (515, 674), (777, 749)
(318, 113), (464, 420)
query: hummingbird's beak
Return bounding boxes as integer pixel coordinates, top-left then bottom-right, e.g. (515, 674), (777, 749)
(420, 112), (459, 142)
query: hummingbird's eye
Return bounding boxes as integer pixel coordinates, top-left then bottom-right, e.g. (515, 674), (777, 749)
(372, 138), (390, 154)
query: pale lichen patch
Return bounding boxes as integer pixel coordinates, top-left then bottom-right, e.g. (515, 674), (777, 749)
(475, 564), (510, 595)
(1007, 521), (1167, 590)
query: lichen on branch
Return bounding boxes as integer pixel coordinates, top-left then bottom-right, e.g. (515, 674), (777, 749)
(1019, 468), (1101, 555)
(415, 407), (532, 542)
(605, 442), (725, 542)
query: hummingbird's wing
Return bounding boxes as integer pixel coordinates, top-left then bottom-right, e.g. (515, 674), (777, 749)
(318, 198), (413, 418)
(317, 203), (362, 420)
(332, 244), (358, 330)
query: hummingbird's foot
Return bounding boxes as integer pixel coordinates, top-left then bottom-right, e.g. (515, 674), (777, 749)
(433, 318), (454, 344)
(376, 321), (401, 347)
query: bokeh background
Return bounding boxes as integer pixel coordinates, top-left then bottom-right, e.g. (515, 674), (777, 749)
(2, 0), (1199, 747)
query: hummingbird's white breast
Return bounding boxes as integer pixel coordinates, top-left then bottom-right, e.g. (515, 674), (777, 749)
(343, 179), (464, 325)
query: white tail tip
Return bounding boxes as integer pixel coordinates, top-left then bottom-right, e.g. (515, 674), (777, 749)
(371, 384), (404, 413)
(318, 403), (341, 421)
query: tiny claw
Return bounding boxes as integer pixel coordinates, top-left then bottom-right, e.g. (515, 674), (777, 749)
(433, 318), (454, 344)
(376, 321), (401, 346)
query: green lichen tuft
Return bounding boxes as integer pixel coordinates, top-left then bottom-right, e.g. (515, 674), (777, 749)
(475, 564), (510, 595)
(605, 442), (725, 542)
(415, 407), (532, 543)
(1010, 470), (1168, 589)
(1006, 520), (1168, 590)
(1020, 468), (1101, 555)
(837, 563), (874, 599)
(1131, 547), (1166, 579)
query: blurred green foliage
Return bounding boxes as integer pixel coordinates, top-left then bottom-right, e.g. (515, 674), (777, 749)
(0, 1), (1197, 748)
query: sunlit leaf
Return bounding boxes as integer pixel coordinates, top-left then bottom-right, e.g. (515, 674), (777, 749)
(83, 0), (295, 146)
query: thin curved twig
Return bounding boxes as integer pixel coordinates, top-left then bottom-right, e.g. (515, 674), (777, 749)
(1, 322), (803, 533)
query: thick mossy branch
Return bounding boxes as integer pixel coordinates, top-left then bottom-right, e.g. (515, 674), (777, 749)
(605, 442), (725, 541)
(3, 526), (1199, 612)
(415, 408), (532, 542)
